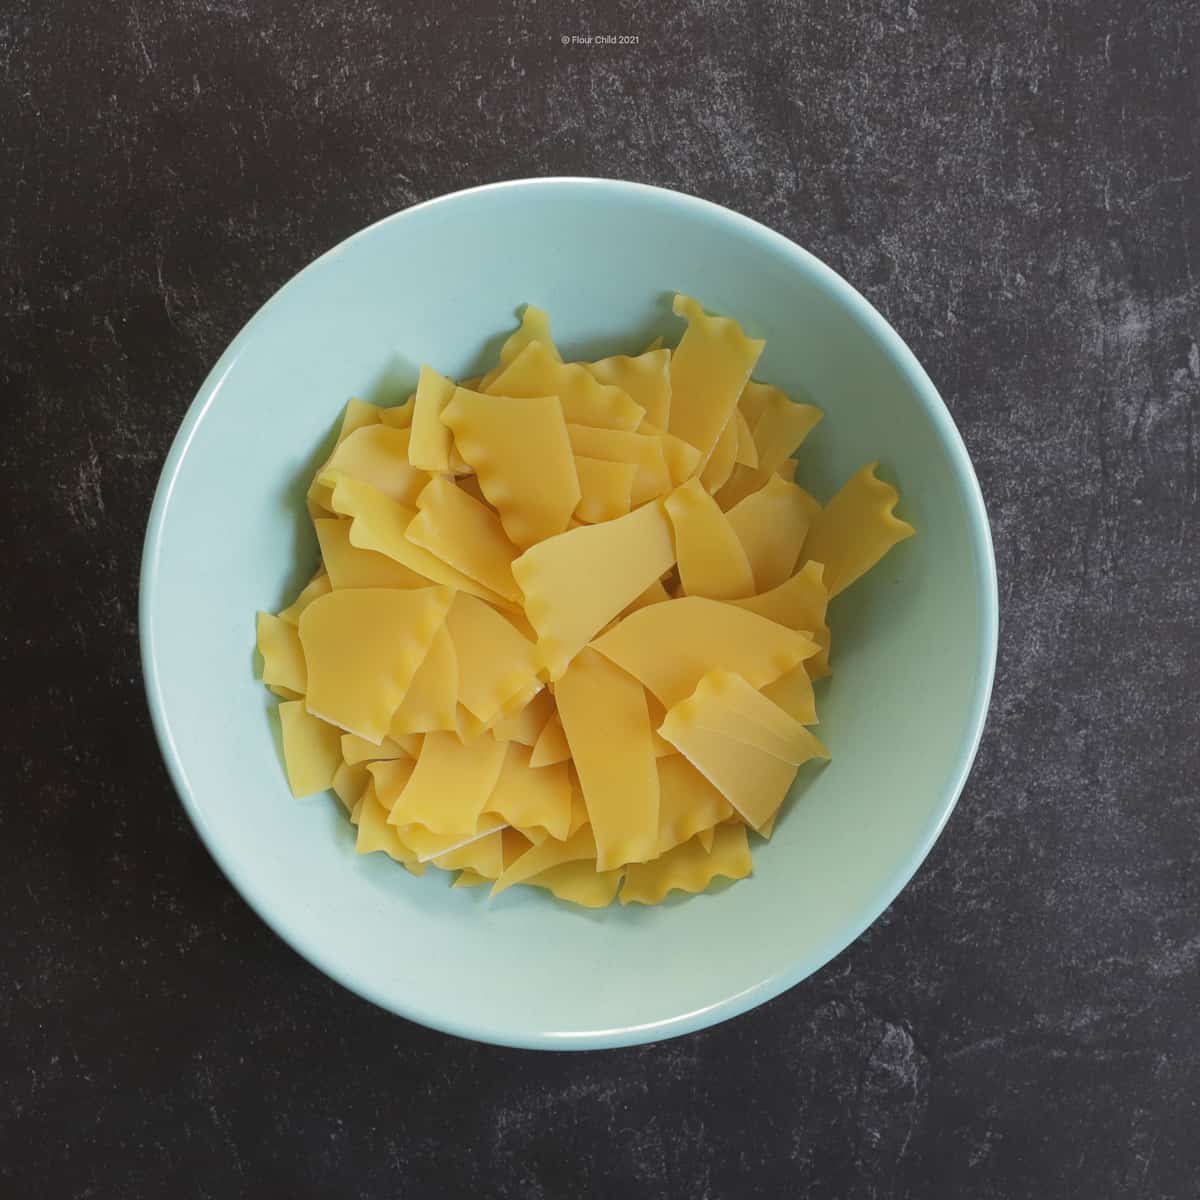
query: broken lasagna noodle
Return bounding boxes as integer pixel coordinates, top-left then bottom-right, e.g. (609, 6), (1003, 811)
(256, 297), (914, 907)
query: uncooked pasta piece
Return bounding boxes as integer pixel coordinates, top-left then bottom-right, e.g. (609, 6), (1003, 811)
(512, 499), (676, 680)
(441, 386), (580, 549)
(582, 348), (671, 428)
(573, 456), (637, 524)
(408, 365), (457, 472)
(407, 476), (522, 603)
(444, 594), (541, 726)
(699, 415), (740, 493)
(388, 626), (459, 735)
(620, 824), (751, 905)
(725, 475), (820, 592)
(667, 295), (764, 466)
(257, 612), (308, 695)
(664, 478), (756, 602)
(565, 425), (671, 506)
(529, 712), (570, 768)
(298, 587), (452, 743)
(323, 473), (512, 607)
(800, 462), (915, 597)
(484, 744), (573, 841)
(746, 383), (823, 475)
(278, 571), (331, 626)
(278, 701), (342, 797)
(385, 731), (508, 837)
(591, 596), (817, 708)
(488, 341), (645, 431)
(315, 518), (431, 590)
(556, 648), (659, 871)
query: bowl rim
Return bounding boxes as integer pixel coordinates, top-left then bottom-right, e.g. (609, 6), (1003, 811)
(140, 176), (999, 1050)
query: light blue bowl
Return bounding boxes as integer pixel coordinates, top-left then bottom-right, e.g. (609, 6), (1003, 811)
(141, 178), (997, 1050)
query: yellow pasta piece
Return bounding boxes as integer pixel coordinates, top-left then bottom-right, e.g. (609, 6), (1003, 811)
(483, 744), (572, 841)
(621, 578), (672, 616)
(697, 825), (716, 852)
(408, 365), (457, 473)
(657, 710), (797, 832)
(800, 462), (915, 597)
(529, 712), (570, 767)
(749, 384), (823, 475)
(733, 409), (759, 468)
(355, 782), (421, 865)
(657, 429), (703, 486)
(556, 648), (659, 871)
(712, 464), (775, 511)
(278, 571), (331, 625)
(453, 868), (489, 888)
(256, 612), (307, 694)
(732, 560), (830, 679)
(364, 755), (415, 805)
(511, 499), (677, 680)
(776, 457), (799, 482)
(298, 587), (452, 742)
(620, 824), (751, 905)
(386, 642), (454, 739)
(673, 670), (830, 765)
(432, 829), (505, 875)
(378, 394), (415, 429)
(337, 397), (383, 443)
(490, 824), (597, 897)
(699, 414), (739, 493)
(278, 700), (342, 797)
(489, 687), (555, 747)
(725, 475), (820, 592)
(385, 730), (507, 836)
(655, 754), (735, 855)
(642, 334), (665, 353)
(761, 663), (819, 725)
(591, 596), (816, 708)
(321, 424), (429, 509)
(441, 387), (580, 549)
(332, 760), (370, 812)
(407, 476), (521, 603)
(645, 692), (679, 758)
(269, 684), (302, 700)
(737, 380), (771, 429)
(664, 478), (756, 601)
(488, 340), (645, 431)
(478, 305), (561, 391)
(522, 862), (625, 907)
(573, 456), (637, 524)
(445, 593), (541, 725)
(582, 348), (671, 428)
(667, 295), (764, 466)
(565, 425), (671, 506)
(388, 625), (459, 735)
(322, 473), (511, 608)
(397, 814), (508, 863)
(314, 518), (431, 590)
(340, 732), (418, 766)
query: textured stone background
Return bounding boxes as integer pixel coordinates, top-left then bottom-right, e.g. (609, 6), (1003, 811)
(3, 1), (1198, 1196)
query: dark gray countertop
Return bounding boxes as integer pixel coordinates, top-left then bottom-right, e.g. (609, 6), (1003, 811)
(3, 2), (1197, 1196)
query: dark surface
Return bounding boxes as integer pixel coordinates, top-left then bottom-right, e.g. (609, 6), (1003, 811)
(3, 1), (1198, 1196)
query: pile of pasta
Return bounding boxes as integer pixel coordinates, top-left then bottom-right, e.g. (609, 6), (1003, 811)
(256, 296), (914, 907)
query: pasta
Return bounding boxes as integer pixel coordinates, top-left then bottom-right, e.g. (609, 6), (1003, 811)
(255, 297), (914, 907)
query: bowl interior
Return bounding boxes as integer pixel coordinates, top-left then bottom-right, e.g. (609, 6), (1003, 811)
(142, 179), (996, 1049)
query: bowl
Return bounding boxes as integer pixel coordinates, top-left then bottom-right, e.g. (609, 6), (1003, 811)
(140, 178), (998, 1049)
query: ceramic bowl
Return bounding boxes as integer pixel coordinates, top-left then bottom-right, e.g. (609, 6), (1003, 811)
(141, 178), (998, 1049)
